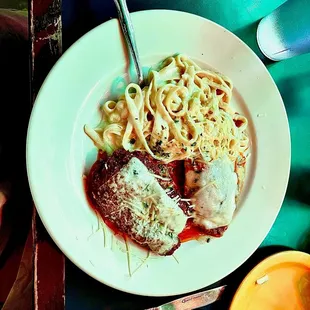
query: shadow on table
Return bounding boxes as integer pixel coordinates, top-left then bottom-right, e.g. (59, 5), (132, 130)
(299, 229), (310, 254)
(276, 73), (310, 118)
(66, 245), (292, 310)
(285, 168), (310, 207)
(276, 72), (310, 207)
(62, 0), (116, 50)
(233, 21), (274, 66)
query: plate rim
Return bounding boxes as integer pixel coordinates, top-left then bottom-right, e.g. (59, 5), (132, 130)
(26, 9), (291, 296)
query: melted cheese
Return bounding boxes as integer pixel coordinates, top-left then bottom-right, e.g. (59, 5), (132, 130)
(106, 157), (187, 254)
(189, 156), (237, 229)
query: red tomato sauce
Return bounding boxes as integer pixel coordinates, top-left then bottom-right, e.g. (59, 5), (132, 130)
(179, 219), (228, 243)
(234, 119), (244, 128)
(84, 175), (117, 232)
(85, 149), (228, 245)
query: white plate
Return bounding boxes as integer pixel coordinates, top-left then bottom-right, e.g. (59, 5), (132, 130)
(26, 10), (290, 296)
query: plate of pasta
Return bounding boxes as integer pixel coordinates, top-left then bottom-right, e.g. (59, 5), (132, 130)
(26, 10), (290, 296)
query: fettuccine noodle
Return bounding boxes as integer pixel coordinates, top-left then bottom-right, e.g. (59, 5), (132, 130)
(85, 54), (249, 165)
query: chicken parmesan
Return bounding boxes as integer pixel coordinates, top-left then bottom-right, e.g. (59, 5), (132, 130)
(87, 150), (189, 255)
(85, 54), (250, 255)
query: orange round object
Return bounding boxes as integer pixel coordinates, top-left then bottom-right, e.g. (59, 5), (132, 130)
(230, 251), (310, 310)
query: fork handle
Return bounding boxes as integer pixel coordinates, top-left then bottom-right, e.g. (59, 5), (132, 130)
(113, 0), (144, 85)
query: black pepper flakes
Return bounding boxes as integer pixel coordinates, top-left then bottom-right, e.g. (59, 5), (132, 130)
(162, 153), (170, 158)
(152, 140), (164, 155)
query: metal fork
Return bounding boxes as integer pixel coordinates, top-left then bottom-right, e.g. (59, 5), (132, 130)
(113, 0), (144, 85)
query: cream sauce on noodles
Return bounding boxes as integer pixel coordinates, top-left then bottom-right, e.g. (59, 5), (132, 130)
(85, 54), (249, 165)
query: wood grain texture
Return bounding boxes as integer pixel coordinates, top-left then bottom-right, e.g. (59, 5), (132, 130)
(30, 0), (62, 97)
(33, 209), (65, 310)
(30, 0), (65, 308)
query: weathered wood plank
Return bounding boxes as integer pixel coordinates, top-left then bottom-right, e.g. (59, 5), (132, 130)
(30, 0), (62, 98)
(30, 0), (65, 308)
(33, 208), (65, 310)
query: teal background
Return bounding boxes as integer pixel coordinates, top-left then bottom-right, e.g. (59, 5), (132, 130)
(62, 0), (310, 309)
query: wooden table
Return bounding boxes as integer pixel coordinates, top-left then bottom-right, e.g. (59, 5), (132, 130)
(30, 0), (65, 308)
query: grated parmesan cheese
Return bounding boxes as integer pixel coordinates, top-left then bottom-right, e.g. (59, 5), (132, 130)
(103, 157), (187, 255)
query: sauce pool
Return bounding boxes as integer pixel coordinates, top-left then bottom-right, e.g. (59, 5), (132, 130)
(178, 219), (228, 243)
